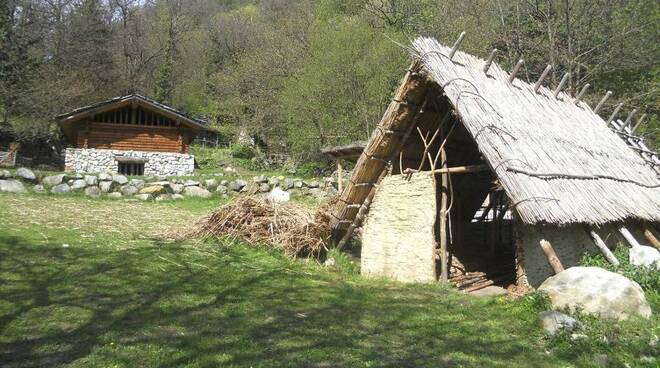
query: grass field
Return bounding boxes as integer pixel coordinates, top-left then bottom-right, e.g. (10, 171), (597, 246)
(0, 193), (657, 367)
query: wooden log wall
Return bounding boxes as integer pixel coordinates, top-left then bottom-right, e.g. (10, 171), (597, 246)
(78, 122), (187, 153)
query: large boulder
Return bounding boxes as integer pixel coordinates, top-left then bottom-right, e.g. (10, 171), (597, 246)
(51, 183), (71, 194)
(84, 186), (102, 198)
(42, 174), (66, 187)
(112, 174), (129, 185)
(0, 179), (26, 193)
(16, 167), (36, 182)
(84, 175), (98, 186)
(99, 181), (113, 193)
(183, 186), (212, 198)
(204, 178), (219, 190)
(98, 172), (113, 181)
(71, 179), (87, 190)
(229, 180), (247, 192)
(120, 185), (139, 196)
(539, 266), (652, 320)
(629, 246), (660, 269)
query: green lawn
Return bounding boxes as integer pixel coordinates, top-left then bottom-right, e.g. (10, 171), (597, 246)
(0, 193), (656, 367)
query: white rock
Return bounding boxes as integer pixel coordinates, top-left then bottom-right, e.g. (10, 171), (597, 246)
(629, 246), (660, 269)
(268, 187), (290, 203)
(16, 167), (36, 181)
(183, 186), (212, 198)
(538, 311), (579, 336)
(134, 193), (152, 201)
(99, 172), (113, 181)
(0, 169), (11, 179)
(107, 192), (122, 199)
(99, 181), (113, 193)
(84, 186), (101, 198)
(33, 184), (46, 193)
(0, 179), (26, 193)
(84, 175), (98, 186)
(539, 266), (651, 320)
(172, 194), (185, 200)
(170, 183), (184, 194)
(51, 183), (71, 194)
(113, 174), (129, 185)
(121, 185), (139, 196)
(42, 174), (66, 187)
(71, 179), (87, 190)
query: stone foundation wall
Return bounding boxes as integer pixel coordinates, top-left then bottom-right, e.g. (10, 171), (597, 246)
(515, 221), (647, 288)
(65, 148), (194, 176)
(361, 173), (437, 283)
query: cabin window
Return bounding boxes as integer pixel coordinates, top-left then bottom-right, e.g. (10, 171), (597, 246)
(118, 162), (144, 176)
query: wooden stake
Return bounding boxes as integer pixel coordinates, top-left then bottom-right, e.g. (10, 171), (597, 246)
(593, 90), (612, 113)
(574, 83), (590, 104)
(439, 145), (449, 281)
(448, 31), (466, 60)
(533, 65), (552, 93)
(606, 103), (624, 125)
(618, 226), (642, 248)
(631, 113), (647, 133)
(483, 48), (498, 74)
(621, 108), (638, 131)
(643, 226), (660, 250)
(508, 59), (524, 84)
(553, 72), (571, 98)
(540, 239), (564, 274)
(337, 159), (343, 193)
(585, 227), (620, 266)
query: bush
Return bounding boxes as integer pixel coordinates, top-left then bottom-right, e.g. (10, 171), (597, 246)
(230, 144), (256, 160)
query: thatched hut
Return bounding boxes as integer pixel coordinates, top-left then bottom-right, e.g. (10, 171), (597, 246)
(329, 37), (660, 291)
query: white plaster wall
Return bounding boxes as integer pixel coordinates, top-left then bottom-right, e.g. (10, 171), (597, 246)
(361, 173), (437, 283)
(65, 148), (194, 176)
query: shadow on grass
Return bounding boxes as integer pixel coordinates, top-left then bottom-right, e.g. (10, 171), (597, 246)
(0, 234), (553, 368)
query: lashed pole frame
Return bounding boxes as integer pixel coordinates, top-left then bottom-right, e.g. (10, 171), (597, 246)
(329, 60), (432, 239)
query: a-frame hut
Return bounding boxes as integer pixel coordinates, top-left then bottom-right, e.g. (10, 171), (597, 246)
(329, 37), (660, 291)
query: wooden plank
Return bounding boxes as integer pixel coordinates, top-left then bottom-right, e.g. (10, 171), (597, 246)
(618, 226), (642, 248)
(337, 159), (343, 193)
(585, 226), (620, 266)
(540, 239), (564, 274)
(643, 226), (660, 250)
(439, 144), (449, 281)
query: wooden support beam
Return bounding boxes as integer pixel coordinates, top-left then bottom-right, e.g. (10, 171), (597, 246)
(508, 59), (524, 83)
(483, 49), (498, 74)
(439, 145), (449, 282)
(606, 103), (624, 125)
(404, 164), (489, 175)
(621, 108), (638, 131)
(553, 72), (570, 98)
(631, 113), (647, 133)
(585, 227), (620, 266)
(337, 159), (343, 193)
(618, 226), (642, 248)
(540, 239), (564, 274)
(448, 31), (466, 60)
(574, 83), (590, 105)
(643, 226), (660, 250)
(533, 64), (552, 93)
(593, 90), (612, 114)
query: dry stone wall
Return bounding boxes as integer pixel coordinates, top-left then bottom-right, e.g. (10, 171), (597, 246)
(361, 173), (437, 283)
(65, 148), (195, 176)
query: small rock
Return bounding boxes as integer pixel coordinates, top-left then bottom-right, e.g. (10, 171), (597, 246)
(134, 193), (152, 201)
(51, 183), (71, 194)
(112, 174), (129, 185)
(129, 179), (145, 189)
(241, 182), (260, 195)
(170, 183), (184, 194)
(253, 175), (268, 183)
(216, 185), (228, 195)
(324, 257), (336, 267)
(171, 194), (184, 200)
(84, 175), (98, 186)
(42, 174), (66, 187)
(107, 192), (122, 199)
(204, 179), (219, 189)
(570, 333), (588, 341)
(98, 172), (113, 181)
(99, 181), (113, 193)
(120, 185), (139, 196)
(183, 186), (212, 198)
(139, 185), (165, 195)
(71, 179), (87, 190)
(33, 184), (46, 193)
(16, 167), (36, 182)
(184, 180), (200, 187)
(84, 186), (101, 198)
(155, 194), (172, 201)
(629, 245), (660, 269)
(304, 180), (320, 188)
(268, 176), (281, 187)
(283, 178), (295, 189)
(220, 180), (228, 186)
(0, 179), (26, 193)
(223, 166), (236, 173)
(0, 169), (11, 179)
(258, 183), (271, 193)
(268, 187), (290, 203)
(538, 311), (579, 336)
(293, 179), (303, 188)
(229, 180), (247, 192)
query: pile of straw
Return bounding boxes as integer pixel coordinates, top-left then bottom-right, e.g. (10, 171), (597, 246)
(194, 197), (333, 257)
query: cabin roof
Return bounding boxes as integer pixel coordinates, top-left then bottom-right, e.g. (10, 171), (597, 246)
(321, 141), (367, 160)
(55, 94), (210, 130)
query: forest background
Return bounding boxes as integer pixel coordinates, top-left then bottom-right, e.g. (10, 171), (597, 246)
(1, 0), (658, 160)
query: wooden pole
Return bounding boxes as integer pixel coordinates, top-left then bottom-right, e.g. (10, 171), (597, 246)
(621, 108), (638, 131)
(574, 83), (590, 104)
(439, 145), (449, 281)
(405, 164), (488, 175)
(593, 90), (612, 114)
(585, 227), (620, 266)
(642, 226), (660, 250)
(337, 159), (343, 193)
(508, 59), (524, 83)
(540, 239), (564, 274)
(448, 31), (466, 60)
(606, 103), (624, 125)
(631, 113), (647, 133)
(553, 72), (571, 98)
(483, 49), (498, 74)
(533, 64), (552, 93)
(618, 226), (642, 248)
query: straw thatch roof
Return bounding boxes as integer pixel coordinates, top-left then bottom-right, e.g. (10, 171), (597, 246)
(330, 37), (659, 232)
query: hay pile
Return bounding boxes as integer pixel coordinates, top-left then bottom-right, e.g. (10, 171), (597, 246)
(194, 197), (333, 257)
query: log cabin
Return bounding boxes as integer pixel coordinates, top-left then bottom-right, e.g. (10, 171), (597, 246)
(57, 95), (210, 176)
(329, 37), (660, 293)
